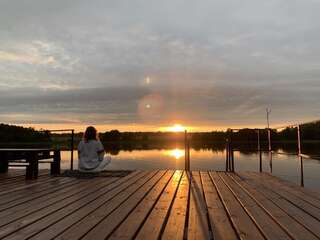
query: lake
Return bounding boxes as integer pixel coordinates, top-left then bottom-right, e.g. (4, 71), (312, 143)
(54, 146), (320, 190)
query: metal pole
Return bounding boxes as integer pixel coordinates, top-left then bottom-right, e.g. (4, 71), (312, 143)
(297, 125), (304, 187)
(258, 129), (262, 172)
(268, 128), (273, 173)
(70, 130), (74, 171)
(266, 108), (271, 128)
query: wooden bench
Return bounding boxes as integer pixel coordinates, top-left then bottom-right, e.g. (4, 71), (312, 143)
(0, 149), (61, 180)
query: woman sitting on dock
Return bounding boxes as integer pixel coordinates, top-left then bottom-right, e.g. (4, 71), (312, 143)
(78, 126), (111, 172)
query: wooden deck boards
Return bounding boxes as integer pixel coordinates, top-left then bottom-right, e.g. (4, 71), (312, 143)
(0, 170), (319, 240)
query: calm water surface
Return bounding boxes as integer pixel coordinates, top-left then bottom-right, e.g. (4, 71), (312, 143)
(51, 148), (320, 190)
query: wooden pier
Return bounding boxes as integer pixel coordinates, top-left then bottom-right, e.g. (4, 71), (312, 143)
(0, 170), (319, 240)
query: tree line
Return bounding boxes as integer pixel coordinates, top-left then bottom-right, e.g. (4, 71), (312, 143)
(1, 121), (320, 147)
(100, 121), (320, 143)
(0, 123), (51, 147)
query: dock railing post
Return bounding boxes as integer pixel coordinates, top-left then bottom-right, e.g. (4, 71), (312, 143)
(258, 129), (262, 172)
(70, 130), (74, 171)
(225, 129), (234, 172)
(230, 129), (234, 172)
(225, 138), (230, 172)
(268, 128), (272, 173)
(184, 130), (190, 172)
(297, 125), (304, 187)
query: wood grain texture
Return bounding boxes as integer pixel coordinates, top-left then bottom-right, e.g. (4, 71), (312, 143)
(0, 170), (318, 240)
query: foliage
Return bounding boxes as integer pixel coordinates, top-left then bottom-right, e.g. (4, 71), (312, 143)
(0, 123), (51, 144)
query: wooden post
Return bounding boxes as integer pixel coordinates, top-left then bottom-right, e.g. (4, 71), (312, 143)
(184, 130), (190, 171)
(297, 125), (304, 187)
(187, 139), (190, 171)
(225, 130), (234, 172)
(258, 129), (262, 172)
(268, 128), (273, 173)
(225, 139), (230, 172)
(230, 129), (234, 172)
(226, 130), (231, 172)
(70, 130), (74, 170)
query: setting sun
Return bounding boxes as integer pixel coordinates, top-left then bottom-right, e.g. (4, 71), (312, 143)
(166, 124), (186, 132)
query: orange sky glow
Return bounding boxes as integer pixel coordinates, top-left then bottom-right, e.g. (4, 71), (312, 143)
(21, 122), (279, 133)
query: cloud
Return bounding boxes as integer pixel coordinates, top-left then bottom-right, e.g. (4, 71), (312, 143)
(0, 51), (54, 65)
(0, 84), (319, 128)
(0, 0), (320, 129)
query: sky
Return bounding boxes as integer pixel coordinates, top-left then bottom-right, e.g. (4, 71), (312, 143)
(1, 0), (320, 132)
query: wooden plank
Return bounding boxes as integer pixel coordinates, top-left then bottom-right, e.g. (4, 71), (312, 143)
(187, 171), (211, 240)
(261, 172), (320, 201)
(0, 176), (123, 239)
(1, 170), (318, 240)
(0, 172), (48, 185)
(231, 172), (318, 240)
(209, 172), (265, 240)
(0, 177), (51, 193)
(219, 172), (291, 240)
(0, 170), (49, 181)
(200, 171), (237, 240)
(1, 169), (49, 178)
(0, 176), (74, 201)
(0, 178), (78, 211)
(27, 171), (149, 240)
(132, 170), (183, 240)
(0, 176), (70, 199)
(161, 171), (190, 240)
(0, 176), (58, 196)
(0, 170), (25, 179)
(0, 177), (117, 227)
(54, 171), (163, 240)
(81, 171), (173, 240)
(250, 172), (320, 214)
(241, 173), (320, 238)
(0, 171), (50, 190)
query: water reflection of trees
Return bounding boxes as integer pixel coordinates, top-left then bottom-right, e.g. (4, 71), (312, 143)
(103, 141), (320, 157)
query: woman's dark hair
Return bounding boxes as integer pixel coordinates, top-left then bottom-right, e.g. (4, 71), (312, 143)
(84, 126), (98, 142)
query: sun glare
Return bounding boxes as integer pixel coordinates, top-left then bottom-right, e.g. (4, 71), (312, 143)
(167, 124), (186, 132)
(166, 149), (185, 159)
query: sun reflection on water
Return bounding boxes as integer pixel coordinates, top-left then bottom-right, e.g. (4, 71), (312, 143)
(165, 148), (185, 159)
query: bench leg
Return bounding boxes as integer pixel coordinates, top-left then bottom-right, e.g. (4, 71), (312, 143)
(34, 159), (39, 179)
(51, 150), (61, 175)
(0, 152), (9, 173)
(26, 153), (38, 180)
(26, 164), (33, 180)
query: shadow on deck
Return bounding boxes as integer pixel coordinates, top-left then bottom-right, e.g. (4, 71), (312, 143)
(0, 170), (319, 240)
